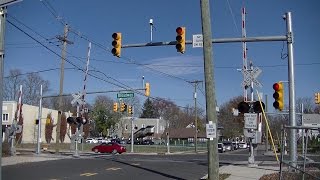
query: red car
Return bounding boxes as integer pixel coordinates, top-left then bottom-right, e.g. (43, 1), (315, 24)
(92, 142), (126, 154)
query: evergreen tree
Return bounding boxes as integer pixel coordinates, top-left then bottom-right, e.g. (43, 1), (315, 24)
(140, 98), (157, 118)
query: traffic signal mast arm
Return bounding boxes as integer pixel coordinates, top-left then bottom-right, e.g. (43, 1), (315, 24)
(120, 36), (287, 48)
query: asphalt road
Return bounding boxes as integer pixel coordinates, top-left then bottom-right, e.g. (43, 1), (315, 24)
(3, 148), (318, 180)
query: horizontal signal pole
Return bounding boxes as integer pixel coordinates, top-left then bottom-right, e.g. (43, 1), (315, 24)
(121, 35), (287, 48)
(42, 88), (146, 99)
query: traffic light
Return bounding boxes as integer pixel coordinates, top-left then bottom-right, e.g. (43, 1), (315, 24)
(128, 106), (133, 115)
(145, 82), (150, 97)
(315, 92), (320, 104)
(120, 102), (127, 112)
(175, 27), (186, 53)
(113, 102), (118, 112)
(253, 101), (265, 113)
(273, 82), (284, 111)
(111, 32), (122, 57)
(237, 101), (250, 113)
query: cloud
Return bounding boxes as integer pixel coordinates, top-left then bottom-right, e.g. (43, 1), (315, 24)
(141, 55), (203, 76)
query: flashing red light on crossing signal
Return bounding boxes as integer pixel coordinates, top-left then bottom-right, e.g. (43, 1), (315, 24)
(273, 82), (284, 111)
(237, 101), (250, 114)
(175, 27), (186, 53)
(111, 32), (122, 57)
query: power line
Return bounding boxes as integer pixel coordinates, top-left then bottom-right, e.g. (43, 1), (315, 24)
(226, 0), (239, 34)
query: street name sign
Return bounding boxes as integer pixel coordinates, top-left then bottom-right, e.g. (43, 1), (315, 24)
(192, 34), (203, 48)
(244, 113), (258, 129)
(117, 92), (134, 99)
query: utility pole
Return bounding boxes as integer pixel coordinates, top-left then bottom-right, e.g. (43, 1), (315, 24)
(188, 80), (203, 153)
(200, 0), (219, 179)
(55, 24), (73, 153)
(0, 9), (6, 180)
(285, 12), (297, 169)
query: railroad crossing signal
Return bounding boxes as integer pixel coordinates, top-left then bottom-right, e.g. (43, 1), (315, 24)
(175, 27), (186, 53)
(120, 102), (127, 112)
(111, 32), (122, 57)
(145, 82), (150, 97)
(273, 82), (284, 111)
(315, 92), (320, 104)
(237, 101), (250, 114)
(113, 102), (118, 112)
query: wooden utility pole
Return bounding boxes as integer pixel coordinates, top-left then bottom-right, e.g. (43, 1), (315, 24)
(55, 24), (73, 153)
(188, 80), (203, 153)
(200, 0), (219, 179)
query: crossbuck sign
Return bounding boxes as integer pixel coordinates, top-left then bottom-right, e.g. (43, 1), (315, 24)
(71, 92), (85, 105)
(241, 67), (262, 88)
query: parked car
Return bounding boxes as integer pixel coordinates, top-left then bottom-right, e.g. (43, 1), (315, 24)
(218, 143), (226, 153)
(238, 142), (248, 149)
(223, 141), (234, 151)
(142, 139), (154, 145)
(92, 142), (126, 154)
(85, 138), (98, 144)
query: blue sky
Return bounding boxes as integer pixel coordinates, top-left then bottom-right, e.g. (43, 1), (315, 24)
(5, 0), (320, 112)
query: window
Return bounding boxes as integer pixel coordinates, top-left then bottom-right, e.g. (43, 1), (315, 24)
(2, 114), (9, 122)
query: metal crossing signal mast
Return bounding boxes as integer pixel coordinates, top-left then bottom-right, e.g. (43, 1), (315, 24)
(111, 32), (122, 57)
(273, 82), (284, 111)
(175, 27), (186, 53)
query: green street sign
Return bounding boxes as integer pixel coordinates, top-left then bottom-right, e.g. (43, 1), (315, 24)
(117, 92), (134, 99)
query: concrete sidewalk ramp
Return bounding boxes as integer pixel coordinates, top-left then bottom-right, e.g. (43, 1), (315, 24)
(219, 165), (279, 180)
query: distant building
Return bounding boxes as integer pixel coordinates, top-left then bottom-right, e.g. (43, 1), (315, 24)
(301, 114), (320, 138)
(2, 101), (71, 143)
(114, 117), (166, 140)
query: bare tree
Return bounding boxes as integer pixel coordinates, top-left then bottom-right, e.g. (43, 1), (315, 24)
(3, 69), (24, 101)
(218, 96), (244, 138)
(23, 73), (49, 106)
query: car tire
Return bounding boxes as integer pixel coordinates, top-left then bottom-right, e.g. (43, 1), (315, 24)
(112, 149), (118, 154)
(94, 149), (99, 153)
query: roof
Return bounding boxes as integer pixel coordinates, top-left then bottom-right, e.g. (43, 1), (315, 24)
(162, 128), (207, 139)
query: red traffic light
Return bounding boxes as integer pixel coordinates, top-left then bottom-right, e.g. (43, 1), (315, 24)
(273, 83), (280, 91)
(176, 27), (184, 34)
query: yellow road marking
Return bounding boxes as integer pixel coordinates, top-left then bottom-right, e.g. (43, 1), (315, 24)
(80, 173), (98, 177)
(106, 167), (122, 171)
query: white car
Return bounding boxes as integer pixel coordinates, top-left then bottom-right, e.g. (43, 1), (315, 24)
(86, 138), (98, 144)
(238, 142), (248, 149)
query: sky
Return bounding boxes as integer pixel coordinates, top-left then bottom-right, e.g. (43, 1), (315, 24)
(4, 0), (320, 113)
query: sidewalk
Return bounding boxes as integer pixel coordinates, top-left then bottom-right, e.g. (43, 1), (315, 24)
(201, 161), (280, 180)
(219, 164), (279, 180)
